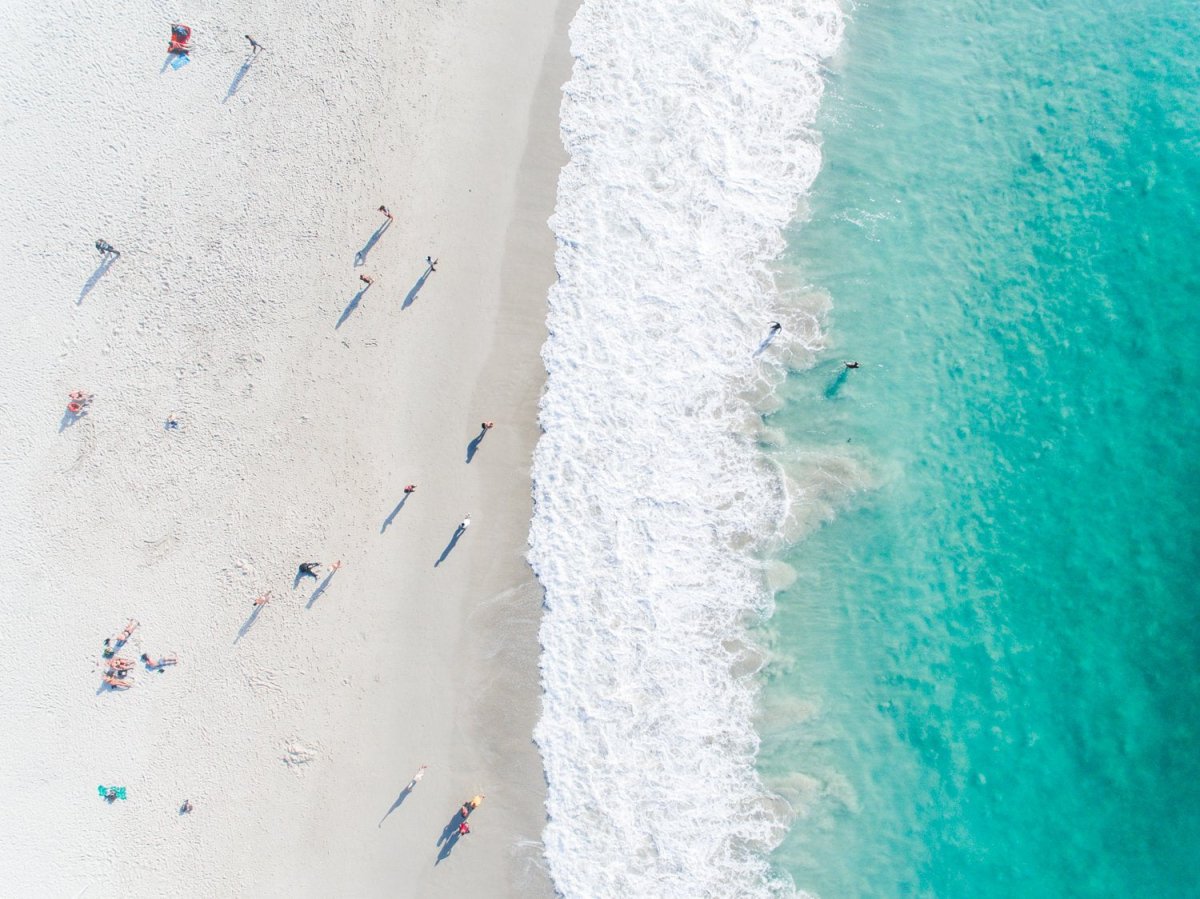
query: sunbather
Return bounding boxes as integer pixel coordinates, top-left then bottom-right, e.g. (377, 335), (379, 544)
(106, 657), (135, 671)
(116, 619), (139, 642)
(141, 653), (178, 669)
(103, 674), (133, 689)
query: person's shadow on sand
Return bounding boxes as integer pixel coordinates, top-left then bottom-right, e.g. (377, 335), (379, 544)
(59, 408), (86, 433)
(381, 495), (410, 533)
(306, 569), (337, 609)
(465, 430), (486, 463)
(78, 257), (115, 304)
(234, 604), (264, 644)
(336, 288), (367, 329)
(434, 524), (467, 567)
(355, 220), (391, 266)
(223, 57), (255, 103)
(402, 267), (433, 310)
(379, 785), (414, 827)
(435, 809), (467, 864)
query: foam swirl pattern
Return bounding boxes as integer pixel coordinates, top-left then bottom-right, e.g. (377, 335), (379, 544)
(530, 2), (843, 896)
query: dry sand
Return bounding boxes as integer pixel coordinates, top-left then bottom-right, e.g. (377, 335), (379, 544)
(0, 0), (571, 895)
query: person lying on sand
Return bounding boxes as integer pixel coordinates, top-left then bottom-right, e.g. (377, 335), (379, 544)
(113, 619), (139, 644)
(142, 653), (178, 669)
(103, 674), (133, 689)
(106, 657), (136, 671)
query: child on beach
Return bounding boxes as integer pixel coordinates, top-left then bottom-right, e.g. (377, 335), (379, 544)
(67, 390), (94, 415)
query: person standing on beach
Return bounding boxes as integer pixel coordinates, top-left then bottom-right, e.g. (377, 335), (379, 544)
(404, 484), (417, 494)
(378, 205), (394, 222)
(480, 421), (494, 432)
(458, 820), (470, 836)
(458, 514), (471, 532)
(254, 591), (272, 606)
(95, 239), (120, 259)
(359, 274), (375, 288)
(425, 256), (438, 273)
(407, 764), (428, 791)
(245, 35), (263, 54)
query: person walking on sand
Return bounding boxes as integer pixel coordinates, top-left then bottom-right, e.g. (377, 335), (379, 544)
(95, 239), (120, 259)
(425, 255), (438, 273)
(481, 421), (494, 431)
(329, 560), (343, 574)
(407, 764), (428, 791)
(458, 820), (470, 836)
(254, 591), (272, 606)
(458, 514), (471, 532)
(245, 35), (263, 54)
(298, 562), (321, 579)
(181, 799), (194, 813)
(404, 484), (417, 494)
(378, 205), (394, 222)
(469, 794), (484, 812)
(359, 274), (376, 288)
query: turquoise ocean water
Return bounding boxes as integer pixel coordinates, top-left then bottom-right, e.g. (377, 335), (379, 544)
(759, 2), (1200, 896)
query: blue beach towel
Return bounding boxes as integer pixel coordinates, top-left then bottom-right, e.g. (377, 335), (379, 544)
(170, 54), (191, 70)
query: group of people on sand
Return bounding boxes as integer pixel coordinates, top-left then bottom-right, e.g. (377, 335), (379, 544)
(453, 793), (486, 837)
(79, 166), (492, 834)
(99, 620), (177, 690)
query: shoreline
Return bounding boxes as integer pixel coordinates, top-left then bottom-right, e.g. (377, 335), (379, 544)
(0, 0), (572, 895)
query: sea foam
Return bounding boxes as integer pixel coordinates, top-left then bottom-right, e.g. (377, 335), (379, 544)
(530, 1), (843, 896)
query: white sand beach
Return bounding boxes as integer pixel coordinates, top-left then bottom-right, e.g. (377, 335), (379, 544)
(0, 0), (571, 895)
